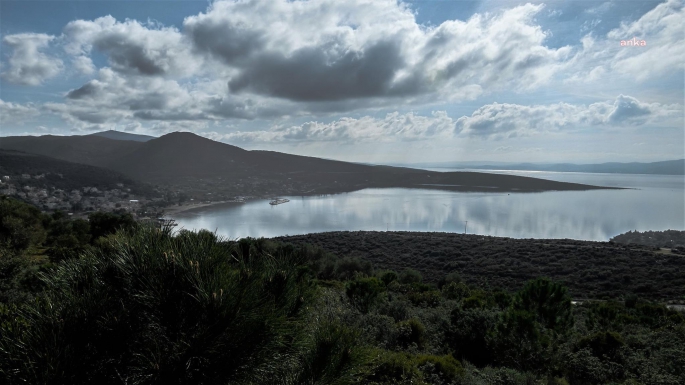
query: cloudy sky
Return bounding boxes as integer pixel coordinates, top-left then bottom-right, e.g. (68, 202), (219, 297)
(1, 0), (683, 164)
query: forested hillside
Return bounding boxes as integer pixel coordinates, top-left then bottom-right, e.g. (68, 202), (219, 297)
(0, 150), (156, 195)
(610, 229), (685, 249)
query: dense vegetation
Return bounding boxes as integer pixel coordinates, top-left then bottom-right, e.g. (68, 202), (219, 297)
(277, 232), (685, 302)
(1, 197), (684, 384)
(0, 196), (137, 304)
(610, 230), (685, 250)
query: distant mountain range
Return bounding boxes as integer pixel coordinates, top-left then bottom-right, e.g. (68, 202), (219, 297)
(0, 131), (617, 197)
(397, 160), (685, 175)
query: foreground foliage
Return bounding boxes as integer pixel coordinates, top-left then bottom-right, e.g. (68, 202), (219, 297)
(1, 198), (684, 384)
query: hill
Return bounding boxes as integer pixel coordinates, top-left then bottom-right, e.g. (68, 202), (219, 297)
(88, 130), (155, 142)
(0, 150), (153, 193)
(1, 132), (616, 199)
(0, 150), (158, 212)
(0, 134), (142, 168)
(107, 132), (615, 196)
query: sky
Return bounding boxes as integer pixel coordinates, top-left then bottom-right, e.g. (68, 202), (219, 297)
(0, 0), (683, 164)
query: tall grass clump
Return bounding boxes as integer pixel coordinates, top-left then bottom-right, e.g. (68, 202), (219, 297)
(0, 225), (317, 385)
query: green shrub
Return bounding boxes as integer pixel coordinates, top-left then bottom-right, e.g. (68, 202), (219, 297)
(364, 351), (463, 384)
(0, 196), (46, 251)
(294, 321), (366, 384)
(397, 318), (426, 350)
(407, 290), (442, 307)
(0, 225), (316, 384)
(379, 270), (399, 286)
(336, 257), (374, 281)
(87, 211), (136, 241)
(447, 307), (499, 366)
(346, 277), (385, 313)
(415, 354), (464, 382)
(513, 278), (573, 333)
(576, 331), (625, 360)
(442, 281), (471, 301)
(365, 351), (423, 383)
(491, 309), (548, 370)
(437, 271), (462, 289)
(398, 268), (422, 284)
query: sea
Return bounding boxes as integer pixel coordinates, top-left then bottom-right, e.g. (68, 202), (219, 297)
(170, 170), (685, 241)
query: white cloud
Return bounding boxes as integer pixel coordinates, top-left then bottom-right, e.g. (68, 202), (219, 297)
(455, 95), (681, 138)
(63, 16), (200, 77)
(218, 94), (680, 143)
(1, 33), (63, 85)
(71, 55), (96, 75)
(568, 0), (685, 83)
(182, 0), (571, 103)
(47, 68), (279, 131)
(223, 111), (457, 143)
(0, 99), (40, 123)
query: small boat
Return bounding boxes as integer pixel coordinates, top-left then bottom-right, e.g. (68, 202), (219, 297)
(269, 198), (290, 205)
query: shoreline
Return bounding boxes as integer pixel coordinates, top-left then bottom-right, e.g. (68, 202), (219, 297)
(163, 199), (255, 216)
(161, 181), (629, 217)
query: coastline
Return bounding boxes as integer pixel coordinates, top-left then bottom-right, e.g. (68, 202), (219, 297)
(161, 181), (624, 217)
(163, 199), (254, 216)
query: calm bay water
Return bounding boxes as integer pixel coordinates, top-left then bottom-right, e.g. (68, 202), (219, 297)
(171, 171), (684, 241)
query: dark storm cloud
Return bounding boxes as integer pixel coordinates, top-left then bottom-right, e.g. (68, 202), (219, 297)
(66, 81), (100, 99)
(63, 16), (199, 78)
(227, 40), (408, 102)
(186, 21), (265, 65)
(93, 35), (166, 75)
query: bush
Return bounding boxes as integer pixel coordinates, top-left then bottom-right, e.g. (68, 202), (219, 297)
(365, 351), (422, 383)
(335, 257), (373, 281)
(346, 277), (385, 313)
(442, 281), (471, 301)
(513, 278), (573, 333)
(398, 268), (422, 284)
(576, 331), (625, 360)
(415, 354), (464, 383)
(364, 350), (463, 384)
(87, 211), (136, 241)
(447, 307), (499, 366)
(407, 290), (442, 307)
(0, 225), (317, 384)
(379, 270), (399, 286)
(295, 321), (366, 384)
(491, 309), (548, 370)
(397, 318), (426, 350)
(0, 196), (46, 251)
(438, 271), (462, 289)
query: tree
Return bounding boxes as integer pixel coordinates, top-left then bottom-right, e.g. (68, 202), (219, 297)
(346, 277), (385, 313)
(0, 196), (46, 251)
(87, 212), (136, 241)
(513, 278), (573, 333)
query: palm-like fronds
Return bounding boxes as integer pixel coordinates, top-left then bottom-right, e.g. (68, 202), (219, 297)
(1, 225), (317, 385)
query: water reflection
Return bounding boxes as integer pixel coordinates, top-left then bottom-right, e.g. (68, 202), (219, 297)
(172, 173), (684, 241)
